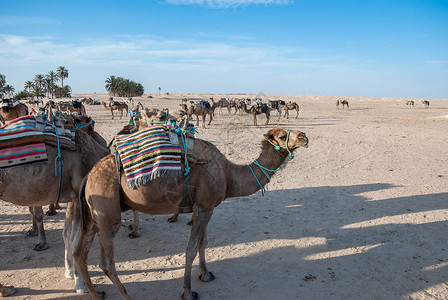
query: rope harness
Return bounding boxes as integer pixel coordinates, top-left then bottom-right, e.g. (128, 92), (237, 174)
(51, 114), (64, 204)
(249, 130), (294, 196)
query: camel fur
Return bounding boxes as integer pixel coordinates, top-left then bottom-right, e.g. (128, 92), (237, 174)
(72, 127), (308, 300)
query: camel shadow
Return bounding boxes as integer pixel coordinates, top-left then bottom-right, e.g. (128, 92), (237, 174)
(2, 183), (448, 299)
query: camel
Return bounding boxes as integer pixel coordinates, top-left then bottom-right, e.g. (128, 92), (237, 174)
(181, 102), (214, 129)
(281, 101), (299, 119)
(422, 100), (430, 108)
(72, 127), (308, 300)
(57, 100), (87, 115)
(241, 102), (270, 126)
(406, 100), (414, 107)
(0, 126), (110, 293)
(102, 98), (128, 119)
(0, 99), (29, 126)
(269, 100), (286, 120)
(337, 99), (349, 109)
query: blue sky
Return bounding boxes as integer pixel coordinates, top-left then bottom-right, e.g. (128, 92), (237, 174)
(1, 0), (447, 98)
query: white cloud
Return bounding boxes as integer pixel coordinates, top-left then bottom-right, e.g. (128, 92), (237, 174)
(163, 0), (293, 8)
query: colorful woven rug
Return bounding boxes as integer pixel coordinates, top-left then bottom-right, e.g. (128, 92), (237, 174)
(0, 116), (48, 169)
(115, 125), (182, 189)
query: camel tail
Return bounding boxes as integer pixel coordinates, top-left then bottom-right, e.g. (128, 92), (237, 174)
(71, 175), (90, 256)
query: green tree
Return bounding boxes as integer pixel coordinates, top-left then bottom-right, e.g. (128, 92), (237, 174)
(46, 70), (58, 98)
(3, 85), (15, 96)
(24, 80), (33, 93)
(34, 74), (44, 98)
(57, 66), (69, 97)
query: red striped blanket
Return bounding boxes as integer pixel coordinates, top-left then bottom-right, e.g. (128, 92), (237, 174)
(0, 116), (48, 169)
(114, 125), (182, 189)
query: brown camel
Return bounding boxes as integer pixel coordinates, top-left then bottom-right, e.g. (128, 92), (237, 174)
(281, 101), (299, 119)
(0, 99), (29, 125)
(181, 102), (213, 129)
(56, 100), (87, 115)
(72, 127), (308, 300)
(102, 99), (128, 119)
(0, 127), (110, 293)
(241, 102), (270, 126)
(336, 99), (349, 109)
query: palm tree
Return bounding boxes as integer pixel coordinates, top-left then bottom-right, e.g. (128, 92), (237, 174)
(0, 74), (6, 97)
(158, 87), (161, 96)
(3, 85), (15, 97)
(46, 70), (58, 98)
(57, 66), (69, 97)
(105, 75), (117, 95)
(24, 80), (33, 93)
(34, 74), (44, 99)
(44, 78), (52, 98)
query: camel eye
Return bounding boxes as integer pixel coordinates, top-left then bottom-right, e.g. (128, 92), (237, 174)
(279, 135), (287, 140)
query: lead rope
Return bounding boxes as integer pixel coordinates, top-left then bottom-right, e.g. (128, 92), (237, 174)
(51, 113), (64, 204)
(248, 130), (294, 196)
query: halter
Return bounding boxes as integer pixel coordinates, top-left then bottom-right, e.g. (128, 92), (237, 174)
(248, 130), (295, 196)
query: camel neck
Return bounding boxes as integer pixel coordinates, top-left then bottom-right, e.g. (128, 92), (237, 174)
(227, 143), (289, 198)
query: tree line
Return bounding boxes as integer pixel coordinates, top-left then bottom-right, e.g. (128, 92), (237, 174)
(105, 76), (144, 97)
(1, 66), (71, 100)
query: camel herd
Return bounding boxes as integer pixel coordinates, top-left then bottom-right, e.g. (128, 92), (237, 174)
(0, 94), (434, 299)
(0, 95), (310, 299)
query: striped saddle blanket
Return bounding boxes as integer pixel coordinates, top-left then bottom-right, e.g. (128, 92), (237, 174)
(0, 116), (48, 169)
(115, 125), (182, 189)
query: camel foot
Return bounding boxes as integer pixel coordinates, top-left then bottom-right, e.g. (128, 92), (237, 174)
(65, 270), (74, 279)
(33, 243), (49, 251)
(74, 278), (88, 294)
(0, 285), (17, 297)
(128, 232), (141, 239)
(45, 209), (57, 216)
(26, 229), (37, 237)
(187, 219), (194, 226)
(182, 291), (199, 300)
(167, 216), (178, 223)
(199, 272), (215, 282)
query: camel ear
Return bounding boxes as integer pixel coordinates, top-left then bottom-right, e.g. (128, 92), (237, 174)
(264, 133), (274, 141)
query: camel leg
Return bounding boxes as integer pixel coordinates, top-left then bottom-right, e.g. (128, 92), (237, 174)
(207, 113), (212, 126)
(46, 203), (57, 216)
(168, 212), (179, 223)
(28, 207), (48, 251)
(265, 113), (270, 125)
(286, 110), (289, 119)
(183, 209), (213, 300)
(97, 219), (132, 299)
(119, 109), (123, 120)
(201, 115), (206, 129)
(128, 210), (141, 238)
(72, 214), (99, 298)
(196, 115), (200, 127)
(198, 229), (214, 282)
(111, 109), (114, 120)
(63, 200), (87, 293)
(253, 114), (257, 126)
(295, 109), (299, 119)
(26, 206), (38, 237)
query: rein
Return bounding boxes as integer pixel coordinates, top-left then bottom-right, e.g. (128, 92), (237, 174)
(248, 130), (295, 196)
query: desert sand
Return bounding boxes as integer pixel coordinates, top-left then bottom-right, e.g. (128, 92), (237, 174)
(1, 94), (447, 299)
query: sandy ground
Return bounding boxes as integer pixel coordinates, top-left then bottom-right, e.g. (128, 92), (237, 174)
(1, 94), (448, 300)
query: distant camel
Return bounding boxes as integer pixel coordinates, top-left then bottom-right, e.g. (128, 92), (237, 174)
(406, 100), (414, 107)
(241, 102), (270, 126)
(338, 100), (349, 109)
(281, 101), (299, 119)
(181, 101), (214, 129)
(57, 100), (87, 115)
(102, 98), (128, 119)
(422, 100), (430, 108)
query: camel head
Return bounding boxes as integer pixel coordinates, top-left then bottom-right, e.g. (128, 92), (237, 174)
(263, 128), (308, 152)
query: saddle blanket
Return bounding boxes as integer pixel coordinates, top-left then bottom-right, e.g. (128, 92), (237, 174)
(115, 125), (182, 189)
(0, 116), (48, 169)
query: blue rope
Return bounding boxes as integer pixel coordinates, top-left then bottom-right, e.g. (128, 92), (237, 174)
(51, 114), (63, 177)
(175, 127), (190, 176)
(75, 122), (90, 130)
(248, 164), (266, 196)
